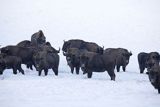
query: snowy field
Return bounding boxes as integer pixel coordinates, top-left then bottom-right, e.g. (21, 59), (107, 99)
(0, 0), (160, 107)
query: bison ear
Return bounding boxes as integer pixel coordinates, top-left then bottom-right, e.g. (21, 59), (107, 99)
(57, 47), (60, 53)
(45, 42), (51, 46)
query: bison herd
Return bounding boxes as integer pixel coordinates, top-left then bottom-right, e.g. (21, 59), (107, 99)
(0, 30), (160, 94)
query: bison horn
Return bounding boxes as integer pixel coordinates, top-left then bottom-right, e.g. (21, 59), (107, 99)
(130, 51), (132, 56)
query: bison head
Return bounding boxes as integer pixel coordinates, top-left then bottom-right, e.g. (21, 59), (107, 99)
(33, 52), (44, 71)
(37, 30), (46, 45)
(146, 52), (160, 69)
(66, 54), (80, 66)
(62, 40), (71, 52)
(0, 46), (10, 55)
(96, 46), (104, 55)
(121, 51), (132, 65)
(80, 55), (89, 73)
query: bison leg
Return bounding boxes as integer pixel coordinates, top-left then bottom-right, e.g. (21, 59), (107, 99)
(27, 64), (33, 70)
(122, 66), (126, 72)
(44, 69), (48, 76)
(38, 70), (42, 76)
(158, 89), (160, 94)
(18, 66), (25, 75)
(116, 65), (120, 72)
(87, 71), (92, 78)
(52, 68), (58, 76)
(13, 68), (17, 75)
(107, 70), (115, 81)
(139, 65), (145, 74)
(29, 65), (33, 70)
(70, 66), (74, 74)
(76, 67), (80, 75)
(0, 71), (3, 75)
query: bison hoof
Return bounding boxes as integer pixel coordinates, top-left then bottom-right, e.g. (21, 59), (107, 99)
(111, 77), (115, 81)
(158, 89), (160, 94)
(146, 72), (149, 75)
(13, 72), (17, 75)
(140, 71), (143, 74)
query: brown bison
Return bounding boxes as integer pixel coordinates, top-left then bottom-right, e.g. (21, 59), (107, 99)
(104, 48), (132, 72)
(138, 52), (160, 74)
(147, 64), (160, 94)
(80, 52), (116, 81)
(33, 51), (59, 76)
(0, 53), (24, 75)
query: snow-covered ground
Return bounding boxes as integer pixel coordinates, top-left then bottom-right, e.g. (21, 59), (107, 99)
(0, 0), (160, 107)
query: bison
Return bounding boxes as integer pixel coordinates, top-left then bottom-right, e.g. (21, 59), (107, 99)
(1, 45), (36, 70)
(63, 48), (81, 74)
(80, 52), (116, 81)
(147, 64), (160, 94)
(33, 51), (59, 76)
(104, 48), (132, 72)
(138, 52), (160, 74)
(0, 53), (24, 75)
(63, 48), (98, 74)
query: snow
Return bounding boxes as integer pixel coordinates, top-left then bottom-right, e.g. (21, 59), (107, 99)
(0, 0), (160, 107)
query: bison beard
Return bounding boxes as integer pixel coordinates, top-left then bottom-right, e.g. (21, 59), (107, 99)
(104, 48), (132, 72)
